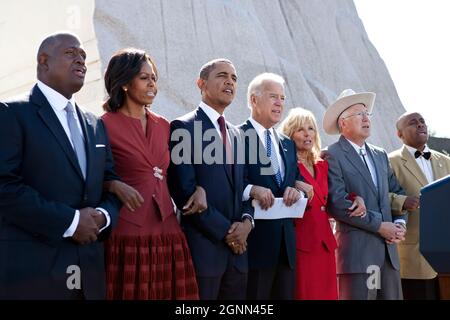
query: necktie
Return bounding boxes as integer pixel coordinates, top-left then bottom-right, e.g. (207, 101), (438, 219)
(359, 148), (370, 172)
(414, 150), (431, 160)
(65, 102), (87, 179)
(359, 148), (378, 187)
(217, 116), (232, 174)
(266, 130), (283, 186)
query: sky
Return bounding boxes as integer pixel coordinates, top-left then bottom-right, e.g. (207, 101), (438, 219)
(354, 0), (450, 138)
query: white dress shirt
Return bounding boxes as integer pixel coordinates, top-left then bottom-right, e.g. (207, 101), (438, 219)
(37, 81), (110, 237)
(405, 144), (434, 183)
(243, 117), (285, 201)
(346, 138), (378, 188)
(199, 101), (231, 141)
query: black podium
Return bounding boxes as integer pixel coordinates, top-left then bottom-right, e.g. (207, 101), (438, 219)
(420, 174), (450, 272)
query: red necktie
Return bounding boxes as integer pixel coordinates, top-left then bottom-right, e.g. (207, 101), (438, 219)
(217, 116), (232, 174)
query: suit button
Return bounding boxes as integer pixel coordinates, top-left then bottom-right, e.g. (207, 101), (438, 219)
(321, 206), (326, 211)
(83, 194), (88, 201)
(152, 194), (155, 197)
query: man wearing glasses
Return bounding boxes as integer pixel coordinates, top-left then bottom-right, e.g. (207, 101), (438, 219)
(322, 89), (416, 300)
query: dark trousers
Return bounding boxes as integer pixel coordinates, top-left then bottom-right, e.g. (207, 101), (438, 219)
(402, 277), (440, 300)
(247, 241), (295, 300)
(196, 255), (247, 300)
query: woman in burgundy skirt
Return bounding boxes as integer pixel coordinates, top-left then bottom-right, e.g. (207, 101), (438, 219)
(101, 48), (202, 299)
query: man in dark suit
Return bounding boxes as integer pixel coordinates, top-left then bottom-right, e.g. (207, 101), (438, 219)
(0, 32), (121, 299)
(239, 73), (304, 300)
(168, 58), (254, 300)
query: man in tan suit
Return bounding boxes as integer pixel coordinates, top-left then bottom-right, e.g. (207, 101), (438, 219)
(389, 111), (450, 300)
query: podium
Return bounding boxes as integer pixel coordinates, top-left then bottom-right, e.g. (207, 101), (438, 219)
(420, 174), (450, 299)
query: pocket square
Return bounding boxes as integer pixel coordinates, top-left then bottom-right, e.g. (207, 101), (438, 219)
(95, 144), (106, 148)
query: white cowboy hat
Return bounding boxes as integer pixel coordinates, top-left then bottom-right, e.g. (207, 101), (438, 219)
(322, 89), (376, 135)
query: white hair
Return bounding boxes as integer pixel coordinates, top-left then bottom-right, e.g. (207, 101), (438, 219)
(247, 73), (285, 109)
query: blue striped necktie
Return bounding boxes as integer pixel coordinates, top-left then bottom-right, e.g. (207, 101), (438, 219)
(265, 129), (282, 186)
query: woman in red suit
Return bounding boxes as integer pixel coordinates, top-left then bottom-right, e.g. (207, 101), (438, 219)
(280, 108), (337, 299)
(101, 48), (203, 299)
(281, 108), (365, 299)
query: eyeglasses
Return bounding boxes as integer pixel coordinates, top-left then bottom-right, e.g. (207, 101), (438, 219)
(341, 111), (372, 119)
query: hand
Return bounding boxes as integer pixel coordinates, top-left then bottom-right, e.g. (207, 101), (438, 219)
(250, 185), (275, 210)
(106, 180), (144, 212)
(183, 186), (207, 215)
(295, 181), (314, 201)
(283, 186), (301, 207)
(90, 210), (106, 229)
(378, 222), (405, 244)
(402, 195), (420, 211)
(229, 241), (247, 255)
(348, 196), (367, 218)
(386, 224), (406, 244)
(320, 149), (330, 160)
(72, 208), (99, 245)
(225, 221), (252, 254)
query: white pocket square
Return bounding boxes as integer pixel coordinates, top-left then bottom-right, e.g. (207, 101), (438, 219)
(95, 144), (106, 148)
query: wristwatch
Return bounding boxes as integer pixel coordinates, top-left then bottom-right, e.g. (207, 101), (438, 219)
(242, 214), (255, 229)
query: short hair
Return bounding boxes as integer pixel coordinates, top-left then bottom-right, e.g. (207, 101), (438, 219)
(279, 107), (322, 164)
(37, 31), (81, 59)
(199, 58), (233, 80)
(247, 73), (285, 109)
(36, 31), (81, 76)
(103, 48), (158, 112)
(396, 111), (414, 130)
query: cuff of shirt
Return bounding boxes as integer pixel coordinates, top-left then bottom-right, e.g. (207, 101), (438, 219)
(243, 184), (253, 201)
(241, 213), (255, 229)
(297, 189), (306, 198)
(394, 219), (407, 228)
(63, 210), (80, 238)
(96, 207), (111, 232)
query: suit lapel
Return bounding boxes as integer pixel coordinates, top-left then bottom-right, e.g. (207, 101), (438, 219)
(32, 86), (84, 180)
(339, 137), (378, 197)
(401, 145), (428, 186)
(274, 131), (289, 188)
(366, 144), (383, 199)
(197, 107), (233, 187)
(229, 125), (243, 207)
(300, 162), (327, 206)
(243, 120), (279, 188)
(430, 152), (447, 180)
(77, 105), (92, 182)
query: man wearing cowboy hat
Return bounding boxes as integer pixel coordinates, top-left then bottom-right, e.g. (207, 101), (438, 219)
(323, 89), (415, 300)
(389, 111), (450, 300)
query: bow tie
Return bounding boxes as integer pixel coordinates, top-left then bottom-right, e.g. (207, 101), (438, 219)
(414, 150), (431, 160)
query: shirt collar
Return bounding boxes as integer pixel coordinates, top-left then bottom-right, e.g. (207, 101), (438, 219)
(37, 80), (76, 112)
(405, 144), (431, 158)
(248, 117), (276, 137)
(199, 101), (224, 125)
(345, 137), (367, 154)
